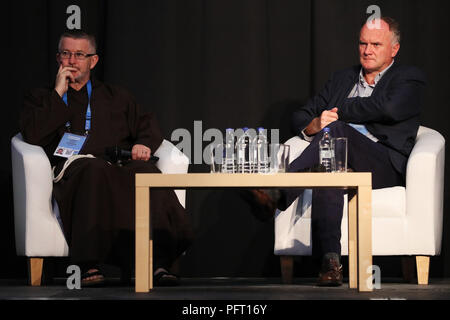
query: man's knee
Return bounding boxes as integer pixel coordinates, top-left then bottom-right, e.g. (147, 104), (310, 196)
(80, 158), (113, 180)
(326, 120), (346, 131)
(326, 120), (356, 138)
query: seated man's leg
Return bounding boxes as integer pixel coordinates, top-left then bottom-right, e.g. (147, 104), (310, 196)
(311, 188), (345, 261)
(286, 120), (404, 205)
(287, 121), (404, 285)
(332, 122), (404, 189)
(55, 157), (193, 284)
(54, 158), (124, 270)
(124, 161), (194, 274)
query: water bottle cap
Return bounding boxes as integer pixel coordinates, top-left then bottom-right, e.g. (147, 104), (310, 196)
(257, 127), (265, 132)
(226, 128), (234, 132)
(243, 127), (249, 131)
(323, 127), (330, 132)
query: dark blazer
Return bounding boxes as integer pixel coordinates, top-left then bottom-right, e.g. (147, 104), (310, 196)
(292, 63), (427, 176)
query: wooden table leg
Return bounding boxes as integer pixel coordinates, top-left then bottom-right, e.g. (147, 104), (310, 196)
(149, 228), (153, 289)
(136, 186), (150, 292)
(357, 185), (373, 292)
(348, 193), (358, 289)
(416, 256), (430, 285)
(28, 258), (44, 286)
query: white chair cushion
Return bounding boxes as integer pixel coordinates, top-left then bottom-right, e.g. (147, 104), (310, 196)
(372, 186), (406, 218)
(293, 186), (405, 219)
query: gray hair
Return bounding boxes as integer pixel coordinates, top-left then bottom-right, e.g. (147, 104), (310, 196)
(362, 16), (401, 45)
(382, 17), (401, 45)
(58, 30), (97, 53)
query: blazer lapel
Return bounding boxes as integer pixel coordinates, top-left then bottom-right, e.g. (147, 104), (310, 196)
(333, 66), (360, 106)
(343, 69), (359, 98)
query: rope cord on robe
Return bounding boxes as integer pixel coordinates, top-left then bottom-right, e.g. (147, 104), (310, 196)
(52, 154), (96, 183)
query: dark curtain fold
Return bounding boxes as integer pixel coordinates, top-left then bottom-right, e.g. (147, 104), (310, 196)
(3, 0), (450, 278)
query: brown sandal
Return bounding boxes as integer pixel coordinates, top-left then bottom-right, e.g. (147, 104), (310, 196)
(81, 269), (105, 287)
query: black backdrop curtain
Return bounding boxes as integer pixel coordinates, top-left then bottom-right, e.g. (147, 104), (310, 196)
(3, 0), (450, 279)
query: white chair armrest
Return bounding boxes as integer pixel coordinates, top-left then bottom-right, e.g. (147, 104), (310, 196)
(405, 126), (445, 254)
(154, 139), (190, 207)
(283, 136), (310, 164)
(154, 139), (189, 174)
(11, 133), (68, 256)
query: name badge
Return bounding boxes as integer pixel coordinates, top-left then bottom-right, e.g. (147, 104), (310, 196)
(54, 133), (87, 158)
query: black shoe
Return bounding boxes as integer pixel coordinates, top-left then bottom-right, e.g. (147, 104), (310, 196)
(317, 252), (343, 287)
(154, 268), (179, 287)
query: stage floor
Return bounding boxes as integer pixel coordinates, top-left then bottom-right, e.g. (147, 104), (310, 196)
(1, 277), (450, 300)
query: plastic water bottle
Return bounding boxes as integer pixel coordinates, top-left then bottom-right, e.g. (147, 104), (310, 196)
(236, 127), (254, 173)
(254, 127), (269, 173)
(319, 127), (335, 172)
(222, 128), (235, 173)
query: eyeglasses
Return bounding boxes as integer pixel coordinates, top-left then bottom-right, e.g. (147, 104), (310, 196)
(58, 51), (96, 60)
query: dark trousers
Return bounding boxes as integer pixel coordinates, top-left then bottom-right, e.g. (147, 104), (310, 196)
(54, 158), (193, 271)
(285, 121), (404, 261)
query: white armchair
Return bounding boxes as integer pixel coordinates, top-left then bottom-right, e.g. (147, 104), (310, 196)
(274, 126), (445, 285)
(11, 133), (189, 286)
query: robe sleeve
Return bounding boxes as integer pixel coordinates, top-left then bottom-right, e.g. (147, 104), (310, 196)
(20, 88), (74, 147)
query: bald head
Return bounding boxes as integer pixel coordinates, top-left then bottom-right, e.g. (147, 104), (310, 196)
(362, 17), (401, 45)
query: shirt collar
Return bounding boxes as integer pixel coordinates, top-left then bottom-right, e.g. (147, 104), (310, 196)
(359, 60), (395, 88)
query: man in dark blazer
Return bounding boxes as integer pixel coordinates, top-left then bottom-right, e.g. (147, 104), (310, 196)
(252, 17), (426, 286)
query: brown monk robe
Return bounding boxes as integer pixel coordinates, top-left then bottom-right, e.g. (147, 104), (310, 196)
(20, 78), (193, 274)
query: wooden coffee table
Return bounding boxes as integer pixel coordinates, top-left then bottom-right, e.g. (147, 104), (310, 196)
(135, 172), (372, 292)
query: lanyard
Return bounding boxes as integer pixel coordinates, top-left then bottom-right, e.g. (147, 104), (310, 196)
(62, 80), (92, 135)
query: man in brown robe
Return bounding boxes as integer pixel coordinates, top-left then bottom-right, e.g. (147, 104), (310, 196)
(20, 30), (193, 286)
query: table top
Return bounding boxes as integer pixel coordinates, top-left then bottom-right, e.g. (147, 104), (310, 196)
(135, 172), (372, 188)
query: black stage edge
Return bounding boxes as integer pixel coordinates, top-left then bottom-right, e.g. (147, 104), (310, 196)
(2, 277), (450, 298)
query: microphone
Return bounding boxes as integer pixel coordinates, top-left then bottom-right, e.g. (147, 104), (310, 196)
(105, 146), (159, 163)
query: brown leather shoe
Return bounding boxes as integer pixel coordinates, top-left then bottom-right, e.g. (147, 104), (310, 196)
(317, 253), (343, 287)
